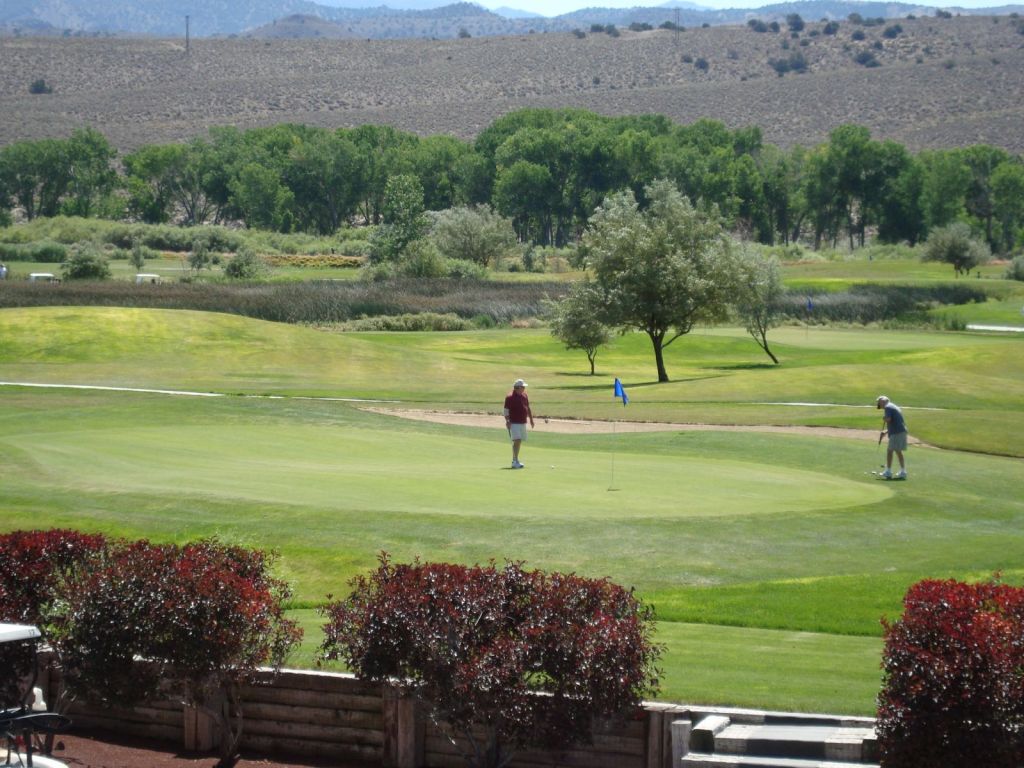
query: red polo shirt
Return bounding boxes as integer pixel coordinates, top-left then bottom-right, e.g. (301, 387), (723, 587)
(504, 391), (530, 424)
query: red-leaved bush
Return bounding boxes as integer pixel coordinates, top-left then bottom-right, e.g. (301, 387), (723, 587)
(0, 528), (107, 624)
(56, 538), (301, 765)
(0, 529), (107, 708)
(319, 555), (660, 768)
(877, 578), (1024, 768)
(0, 530), (300, 767)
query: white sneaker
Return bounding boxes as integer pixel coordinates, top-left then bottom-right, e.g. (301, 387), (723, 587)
(512, 460), (524, 469)
(896, 470), (907, 480)
(881, 469), (893, 479)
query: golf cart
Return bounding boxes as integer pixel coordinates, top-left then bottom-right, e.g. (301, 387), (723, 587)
(0, 624), (69, 768)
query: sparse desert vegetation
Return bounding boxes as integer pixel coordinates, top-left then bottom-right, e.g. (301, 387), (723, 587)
(1, 15), (1022, 152)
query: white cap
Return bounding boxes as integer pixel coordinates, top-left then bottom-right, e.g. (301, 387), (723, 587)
(513, 379), (527, 389)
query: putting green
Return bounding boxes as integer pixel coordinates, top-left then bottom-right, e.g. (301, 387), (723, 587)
(14, 424), (891, 520)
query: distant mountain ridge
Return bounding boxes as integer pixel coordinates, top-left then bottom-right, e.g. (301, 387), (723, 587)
(2, 0), (1022, 37)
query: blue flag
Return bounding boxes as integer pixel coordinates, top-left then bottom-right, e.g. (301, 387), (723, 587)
(806, 296), (814, 312)
(613, 378), (629, 406)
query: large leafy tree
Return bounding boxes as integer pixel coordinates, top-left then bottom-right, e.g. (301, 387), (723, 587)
(0, 138), (70, 220)
(369, 174), (429, 263)
(62, 128), (118, 218)
(991, 160), (1024, 254)
(582, 179), (740, 382)
(284, 129), (364, 234)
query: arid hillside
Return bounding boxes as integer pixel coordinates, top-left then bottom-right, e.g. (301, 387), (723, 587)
(1, 14), (1022, 153)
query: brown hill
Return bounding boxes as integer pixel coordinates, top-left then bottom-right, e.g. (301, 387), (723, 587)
(1, 14), (1022, 153)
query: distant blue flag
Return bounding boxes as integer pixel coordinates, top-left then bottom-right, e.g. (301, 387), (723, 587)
(613, 378), (629, 406)
(806, 296), (814, 312)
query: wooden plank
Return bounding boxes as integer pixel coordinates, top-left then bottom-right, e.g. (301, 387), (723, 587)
(70, 717), (181, 743)
(66, 703), (182, 727)
(382, 684), (423, 768)
(240, 686), (382, 711)
(246, 670), (381, 697)
(242, 701), (384, 729)
(244, 718), (384, 747)
(645, 710), (663, 768)
(241, 733), (382, 762)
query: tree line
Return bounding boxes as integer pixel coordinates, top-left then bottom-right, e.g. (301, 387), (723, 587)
(1, 109), (1022, 255)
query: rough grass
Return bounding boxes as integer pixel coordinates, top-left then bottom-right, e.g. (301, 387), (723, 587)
(1, 16), (1022, 153)
(2, 308), (1022, 714)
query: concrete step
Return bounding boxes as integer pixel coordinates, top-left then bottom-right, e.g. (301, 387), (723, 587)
(714, 723), (877, 762)
(682, 752), (879, 768)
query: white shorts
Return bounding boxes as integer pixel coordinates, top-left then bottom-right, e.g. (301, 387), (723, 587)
(509, 423), (527, 441)
(888, 431), (908, 451)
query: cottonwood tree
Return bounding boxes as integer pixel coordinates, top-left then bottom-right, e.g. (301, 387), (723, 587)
(581, 179), (740, 382)
(735, 250), (784, 364)
(369, 174), (429, 263)
(548, 281), (610, 374)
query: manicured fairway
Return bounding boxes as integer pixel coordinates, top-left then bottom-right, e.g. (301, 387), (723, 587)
(1, 307), (1022, 715)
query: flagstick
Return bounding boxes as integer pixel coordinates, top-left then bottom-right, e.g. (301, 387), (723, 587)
(608, 420), (618, 491)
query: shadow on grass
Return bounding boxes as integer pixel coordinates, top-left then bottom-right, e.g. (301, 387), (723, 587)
(547, 374), (728, 391)
(713, 363), (778, 371)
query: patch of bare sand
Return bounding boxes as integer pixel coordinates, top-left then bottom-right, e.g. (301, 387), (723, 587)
(362, 408), (932, 445)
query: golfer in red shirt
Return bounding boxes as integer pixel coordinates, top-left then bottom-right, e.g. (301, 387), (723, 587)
(503, 378), (535, 469)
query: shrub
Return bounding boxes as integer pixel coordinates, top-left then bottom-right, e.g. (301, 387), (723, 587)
(922, 222), (991, 277)
(29, 78), (52, 94)
(0, 529), (107, 627)
(0, 529), (108, 709)
(694, 57), (709, 70)
(429, 205), (517, 267)
(628, 21), (653, 31)
(822, 20), (839, 35)
(397, 240), (448, 278)
(61, 243), (111, 280)
(851, 29), (866, 40)
(0, 241), (68, 262)
(444, 258), (489, 280)
(854, 50), (880, 67)
(747, 19), (768, 32)
(882, 23), (902, 38)
(878, 578), (1024, 768)
(1005, 255), (1024, 281)
(224, 247), (269, 279)
(320, 556), (660, 768)
(59, 538), (301, 766)
(571, 28), (585, 38)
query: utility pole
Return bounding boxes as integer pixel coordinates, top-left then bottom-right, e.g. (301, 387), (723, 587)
(675, 7), (680, 44)
(185, 15), (190, 55)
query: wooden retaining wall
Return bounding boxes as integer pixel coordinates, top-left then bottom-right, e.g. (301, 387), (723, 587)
(39, 660), (698, 768)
